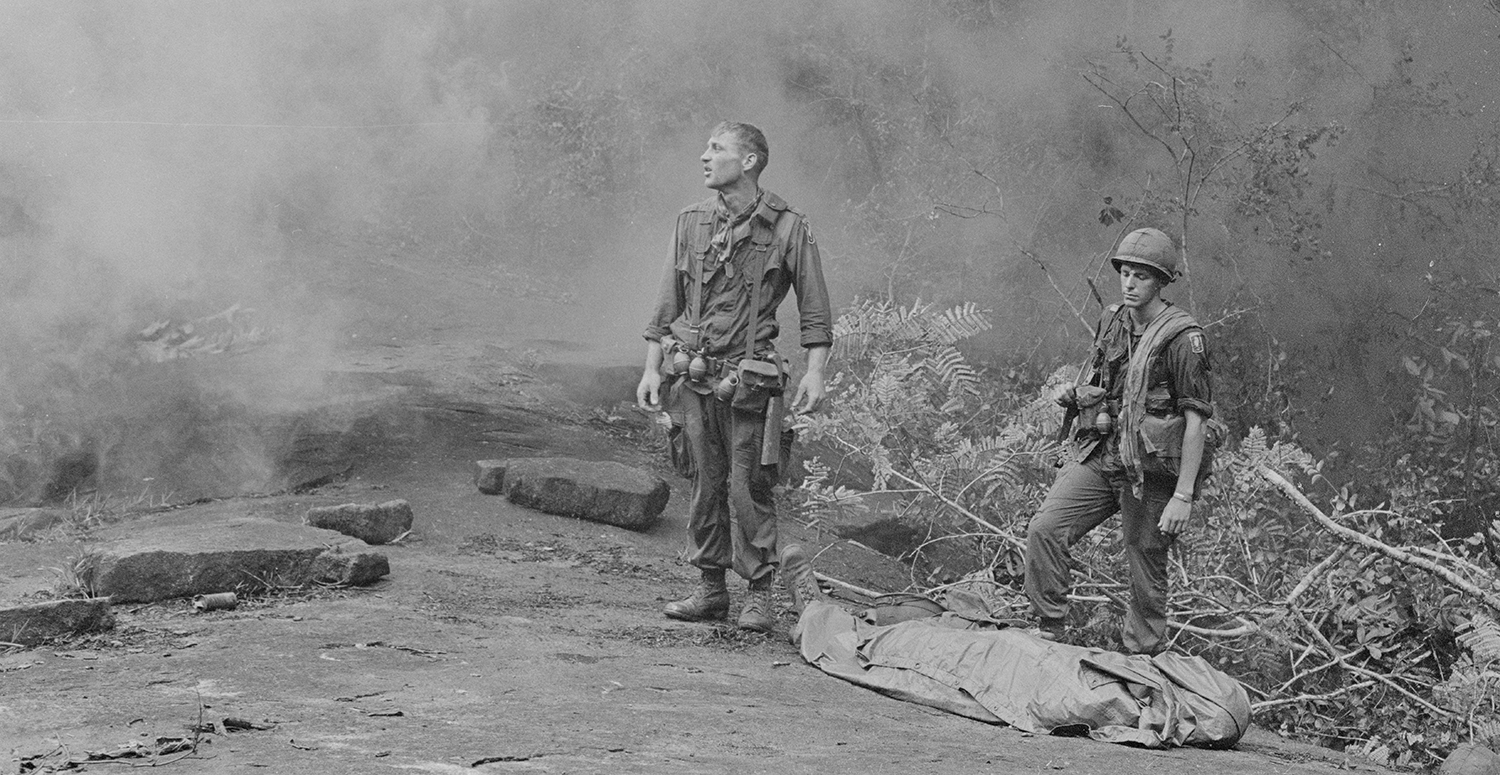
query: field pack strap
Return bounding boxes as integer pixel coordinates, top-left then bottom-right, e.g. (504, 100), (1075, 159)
(686, 238), (705, 351)
(744, 242), (765, 362)
(743, 207), (798, 361)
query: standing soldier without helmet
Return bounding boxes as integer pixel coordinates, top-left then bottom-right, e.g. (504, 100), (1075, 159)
(1024, 227), (1214, 655)
(637, 122), (833, 633)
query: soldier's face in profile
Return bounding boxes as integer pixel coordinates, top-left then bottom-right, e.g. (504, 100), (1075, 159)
(701, 132), (748, 190)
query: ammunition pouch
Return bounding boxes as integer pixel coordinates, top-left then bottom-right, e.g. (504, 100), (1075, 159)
(1137, 402), (1226, 491)
(1138, 413), (1187, 482)
(731, 357), (782, 413)
(1075, 385), (1107, 409)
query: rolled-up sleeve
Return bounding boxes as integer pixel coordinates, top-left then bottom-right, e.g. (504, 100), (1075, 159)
(786, 218), (833, 349)
(643, 214), (689, 342)
(1166, 328), (1213, 419)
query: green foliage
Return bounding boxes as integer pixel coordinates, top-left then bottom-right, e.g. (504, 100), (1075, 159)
(802, 290), (1500, 768)
(1456, 612), (1500, 666)
(796, 297), (1057, 583)
(1383, 299), (1500, 541)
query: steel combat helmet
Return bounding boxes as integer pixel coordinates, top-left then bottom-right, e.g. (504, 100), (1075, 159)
(1109, 228), (1180, 283)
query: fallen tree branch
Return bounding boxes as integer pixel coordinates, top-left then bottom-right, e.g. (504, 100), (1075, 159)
(1257, 465), (1500, 613)
(1252, 681), (1376, 713)
(1102, 586), (1261, 638)
(814, 571), (885, 601)
(1171, 618), (1260, 638)
(1285, 544), (1350, 605)
(1285, 605), (1459, 720)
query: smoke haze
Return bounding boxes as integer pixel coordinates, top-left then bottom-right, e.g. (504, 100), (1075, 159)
(0, 1), (1496, 500)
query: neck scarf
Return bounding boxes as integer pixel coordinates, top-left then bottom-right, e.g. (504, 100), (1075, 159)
(709, 189), (762, 278)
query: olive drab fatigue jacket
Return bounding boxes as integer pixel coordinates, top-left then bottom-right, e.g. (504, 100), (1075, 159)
(644, 190), (833, 361)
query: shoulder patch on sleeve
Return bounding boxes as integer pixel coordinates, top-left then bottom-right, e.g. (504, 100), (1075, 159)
(1189, 331), (1205, 354)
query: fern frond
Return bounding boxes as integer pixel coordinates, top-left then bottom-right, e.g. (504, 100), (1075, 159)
(870, 446), (895, 490)
(872, 371), (907, 410)
(925, 302), (994, 345)
(831, 297), (892, 339)
(892, 299), (934, 342)
(1458, 611), (1500, 665)
(926, 345), (979, 397)
(833, 298), (898, 361)
(801, 457), (831, 488)
(1240, 426), (1269, 458)
(932, 421), (963, 453)
(936, 466), (973, 502)
(950, 429), (1028, 468)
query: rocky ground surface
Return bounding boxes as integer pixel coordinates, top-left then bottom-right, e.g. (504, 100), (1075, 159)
(0, 227), (1399, 774)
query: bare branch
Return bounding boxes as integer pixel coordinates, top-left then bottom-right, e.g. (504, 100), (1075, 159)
(1258, 465), (1500, 613)
(1285, 545), (1350, 605)
(1082, 72), (1180, 164)
(1253, 681), (1376, 713)
(814, 570), (885, 601)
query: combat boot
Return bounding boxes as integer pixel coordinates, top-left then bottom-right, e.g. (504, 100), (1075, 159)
(779, 544), (823, 615)
(737, 579), (775, 633)
(663, 568), (730, 622)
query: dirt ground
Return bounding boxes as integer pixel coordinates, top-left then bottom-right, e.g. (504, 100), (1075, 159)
(0, 230), (1398, 774)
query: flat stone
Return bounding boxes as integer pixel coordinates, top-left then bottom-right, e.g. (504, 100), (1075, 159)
(0, 598), (114, 646)
(83, 516), (389, 604)
(305, 499), (413, 545)
(0, 508), (67, 541)
(474, 460), (507, 495)
(499, 457), (669, 530)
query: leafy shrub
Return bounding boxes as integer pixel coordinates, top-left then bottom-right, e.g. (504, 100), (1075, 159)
(798, 294), (1500, 769)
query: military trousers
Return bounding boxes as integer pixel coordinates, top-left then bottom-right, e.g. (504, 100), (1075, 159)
(679, 387), (778, 585)
(1023, 447), (1176, 654)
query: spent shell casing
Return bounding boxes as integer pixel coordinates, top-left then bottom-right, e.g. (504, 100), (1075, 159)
(193, 592), (238, 612)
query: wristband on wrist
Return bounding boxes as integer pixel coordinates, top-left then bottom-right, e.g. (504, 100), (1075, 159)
(1172, 491), (1194, 504)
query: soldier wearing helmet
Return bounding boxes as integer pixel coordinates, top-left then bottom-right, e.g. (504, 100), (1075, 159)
(1024, 227), (1214, 655)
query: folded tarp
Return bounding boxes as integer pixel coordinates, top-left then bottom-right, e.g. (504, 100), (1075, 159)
(793, 600), (1250, 749)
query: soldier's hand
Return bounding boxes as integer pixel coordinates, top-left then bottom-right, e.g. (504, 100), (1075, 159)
(1157, 497), (1192, 536)
(792, 371), (826, 414)
(1054, 384), (1078, 408)
(637, 370), (662, 411)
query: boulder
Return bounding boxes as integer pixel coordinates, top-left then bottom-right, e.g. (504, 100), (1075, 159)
(305, 499), (413, 545)
(1443, 744), (1500, 775)
(474, 460), (507, 495)
(83, 516), (389, 604)
(0, 598), (114, 646)
(495, 457), (669, 530)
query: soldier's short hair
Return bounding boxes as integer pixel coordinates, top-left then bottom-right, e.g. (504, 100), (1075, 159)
(712, 121), (769, 177)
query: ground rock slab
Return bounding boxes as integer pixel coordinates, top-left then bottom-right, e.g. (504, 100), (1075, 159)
(0, 598), (114, 646)
(484, 457), (669, 530)
(305, 499), (413, 544)
(84, 516), (390, 604)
